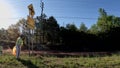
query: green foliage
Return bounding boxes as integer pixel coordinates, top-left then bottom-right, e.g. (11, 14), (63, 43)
(99, 8), (107, 17)
(89, 24), (99, 34)
(7, 24), (20, 41)
(35, 15), (60, 44)
(97, 8), (108, 32)
(1, 54), (120, 68)
(66, 23), (77, 31)
(97, 8), (120, 32)
(45, 16), (60, 44)
(0, 28), (8, 40)
(79, 22), (88, 32)
(113, 17), (120, 27)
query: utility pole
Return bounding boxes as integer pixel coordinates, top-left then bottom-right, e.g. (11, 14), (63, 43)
(40, 0), (44, 43)
(41, 0), (44, 17)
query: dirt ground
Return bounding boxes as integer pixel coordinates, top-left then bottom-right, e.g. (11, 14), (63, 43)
(3, 48), (112, 57)
(1, 43), (113, 57)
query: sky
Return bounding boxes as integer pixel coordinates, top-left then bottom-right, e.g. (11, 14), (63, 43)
(0, 0), (120, 29)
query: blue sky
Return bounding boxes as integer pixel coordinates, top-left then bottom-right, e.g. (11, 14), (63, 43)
(0, 0), (120, 29)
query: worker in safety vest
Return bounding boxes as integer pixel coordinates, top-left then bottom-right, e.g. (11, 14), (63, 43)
(15, 34), (24, 59)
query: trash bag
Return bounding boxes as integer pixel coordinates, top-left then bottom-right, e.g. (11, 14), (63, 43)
(12, 46), (16, 56)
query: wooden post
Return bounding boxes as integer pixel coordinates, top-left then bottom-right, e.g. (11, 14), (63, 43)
(31, 29), (34, 55)
(28, 29), (31, 56)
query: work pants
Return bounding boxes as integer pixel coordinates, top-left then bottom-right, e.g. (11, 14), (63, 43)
(16, 45), (20, 59)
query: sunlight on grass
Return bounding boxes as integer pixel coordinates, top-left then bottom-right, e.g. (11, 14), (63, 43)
(1, 53), (120, 68)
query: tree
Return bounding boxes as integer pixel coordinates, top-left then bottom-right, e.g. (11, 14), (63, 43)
(113, 17), (120, 27)
(35, 14), (47, 44)
(79, 22), (87, 32)
(97, 8), (108, 32)
(0, 28), (8, 40)
(45, 16), (60, 44)
(7, 18), (28, 42)
(7, 24), (20, 41)
(16, 18), (27, 34)
(97, 8), (114, 32)
(97, 8), (120, 32)
(89, 24), (99, 34)
(66, 23), (77, 31)
(99, 8), (107, 17)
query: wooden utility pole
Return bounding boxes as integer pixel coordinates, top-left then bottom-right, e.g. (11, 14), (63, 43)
(41, 0), (44, 17)
(40, 0), (44, 43)
(35, 0), (44, 49)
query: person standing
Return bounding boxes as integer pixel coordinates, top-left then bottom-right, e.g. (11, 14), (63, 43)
(16, 34), (24, 59)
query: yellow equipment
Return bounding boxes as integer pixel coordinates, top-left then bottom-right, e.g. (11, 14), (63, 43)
(12, 46), (16, 56)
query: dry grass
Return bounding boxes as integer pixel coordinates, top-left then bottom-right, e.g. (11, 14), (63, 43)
(1, 49), (120, 68)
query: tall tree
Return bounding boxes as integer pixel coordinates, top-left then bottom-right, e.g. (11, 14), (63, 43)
(113, 17), (120, 27)
(66, 23), (77, 31)
(7, 24), (20, 41)
(35, 14), (47, 43)
(97, 8), (120, 32)
(16, 18), (27, 34)
(0, 28), (8, 40)
(97, 8), (108, 32)
(89, 24), (99, 34)
(45, 16), (60, 44)
(79, 22), (87, 32)
(97, 8), (114, 32)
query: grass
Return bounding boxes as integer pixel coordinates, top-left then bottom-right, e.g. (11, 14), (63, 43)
(0, 52), (120, 68)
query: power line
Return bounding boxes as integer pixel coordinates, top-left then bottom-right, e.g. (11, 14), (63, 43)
(55, 16), (98, 19)
(0, 17), (26, 19)
(0, 16), (98, 20)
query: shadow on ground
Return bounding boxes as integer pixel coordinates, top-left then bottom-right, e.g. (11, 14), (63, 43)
(18, 59), (39, 68)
